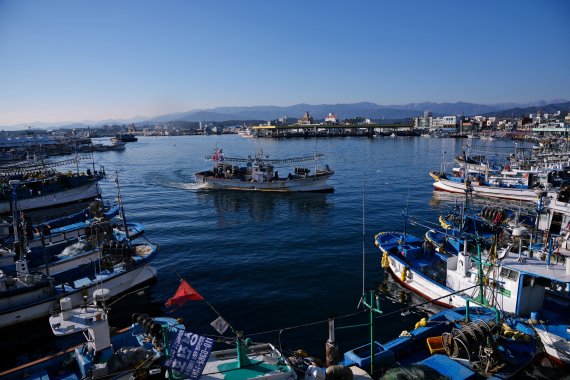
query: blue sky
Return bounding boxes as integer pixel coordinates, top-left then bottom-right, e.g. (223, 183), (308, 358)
(0, 0), (569, 126)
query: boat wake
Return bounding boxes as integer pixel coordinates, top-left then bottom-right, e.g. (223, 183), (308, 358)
(144, 170), (205, 191)
(145, 173), (205, 191)
(172, 182), (208, 191)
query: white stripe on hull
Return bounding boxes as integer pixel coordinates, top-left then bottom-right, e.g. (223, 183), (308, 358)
(536, 329), (570, 366)
(432, 178), (549, 202)
(388, 256), (467, 308)
(195, 173), (333, 192)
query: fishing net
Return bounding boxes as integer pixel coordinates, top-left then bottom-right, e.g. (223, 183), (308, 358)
(380, 365), (449, 380)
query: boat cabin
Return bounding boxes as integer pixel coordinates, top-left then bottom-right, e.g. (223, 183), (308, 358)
(212, 161), (279, 182)
(446, 245), (570, 316)
(211, 160), (312, 183)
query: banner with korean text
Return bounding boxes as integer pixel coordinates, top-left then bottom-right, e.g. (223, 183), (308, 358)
(164, 330), (214, 379)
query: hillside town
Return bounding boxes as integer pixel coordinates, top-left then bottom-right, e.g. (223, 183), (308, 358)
(0, 107), (569, 161)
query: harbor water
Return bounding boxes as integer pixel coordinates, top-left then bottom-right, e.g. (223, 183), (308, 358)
(1, 135), (544, 374)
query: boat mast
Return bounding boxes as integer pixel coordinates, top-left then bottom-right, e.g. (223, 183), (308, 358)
(10, 180), (29, 276)
(463, 180), (491, 308)
(10, 180), (21, 259)
(73, 129), (80, 175)
(89, 127), (96, 175)
(362, 290), (382, 376)
(356, 174), (384, 375)
(403, 194), (410, 244)
(361, 172), (366, 298)
(314, 125), (318, 175)
(114, 171), (131, 245)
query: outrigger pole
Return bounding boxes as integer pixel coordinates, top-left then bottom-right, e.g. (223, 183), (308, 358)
(114, 171), (130, 245)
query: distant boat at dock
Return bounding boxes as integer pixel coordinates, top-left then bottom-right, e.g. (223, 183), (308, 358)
(111, 133), (138, 143)
(237, 128), (254, 138)
(92, 140), (126, 152)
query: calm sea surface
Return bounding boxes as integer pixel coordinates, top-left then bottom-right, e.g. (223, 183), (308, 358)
(1, 135), (536, 372)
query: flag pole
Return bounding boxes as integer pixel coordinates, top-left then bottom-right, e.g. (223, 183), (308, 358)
(169, 272), (254, 369)
(172, 271), (236, 334)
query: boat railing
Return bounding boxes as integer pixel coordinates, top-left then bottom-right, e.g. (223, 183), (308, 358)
(204, 153), (324, 165)
(465, 145), (533, 161)
(0, 155), (94, 176)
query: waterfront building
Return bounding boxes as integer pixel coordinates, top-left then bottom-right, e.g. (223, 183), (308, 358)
(414, 111), (431, 130)
(298, 111), (313, 125)
(430, 115), (458, 129)
(461, 121), (476, 133)
(532, 121), (568, 135)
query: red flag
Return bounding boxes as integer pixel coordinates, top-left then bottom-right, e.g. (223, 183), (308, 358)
(165, 279), (205, 307)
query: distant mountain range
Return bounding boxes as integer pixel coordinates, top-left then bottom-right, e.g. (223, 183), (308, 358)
(143, 99), (570, 124)
(3, 99), (568, 130)
(481, 101), (570, 118)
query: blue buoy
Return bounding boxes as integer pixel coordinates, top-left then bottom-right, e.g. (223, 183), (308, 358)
(530, 311), (539, 321)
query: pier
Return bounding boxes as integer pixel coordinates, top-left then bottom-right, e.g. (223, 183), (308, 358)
(251, 122), (415, 138)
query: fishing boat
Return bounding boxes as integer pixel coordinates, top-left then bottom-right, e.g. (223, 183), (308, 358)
(92, 140), (126, 152)
(0, 214), (146, 279)
(0, 185), (144, 276)
(0, 156), (105, 215)
(110, 133), (138, 143)
(0, 238), (158, 329)
(423, 205), (506, 258)
(429, 170), (559, 202)
(237, 127), (254, 138)
(376, 226), (570, 367)
(343, 306), (538, 379)
(20, 214), (144, 269)
(0, 289), (297, 380)
(0, 177), (157, 329)
(0, 199), (115, 240)
(429, 149), (570, 202)
(195, 148), (334, 192)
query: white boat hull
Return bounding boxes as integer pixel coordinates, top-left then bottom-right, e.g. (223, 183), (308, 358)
(195, 172), (333, 192)
(386, 254), (467, 308)
(0, 182), (101, 214)
(431, 176), (551, 202)
(0, 264), (157, 329)
(386, 253), (570, 367)
(536, 328), (570, 367)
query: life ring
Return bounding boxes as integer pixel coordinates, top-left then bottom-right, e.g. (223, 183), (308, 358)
(439, 215), (452, 230)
